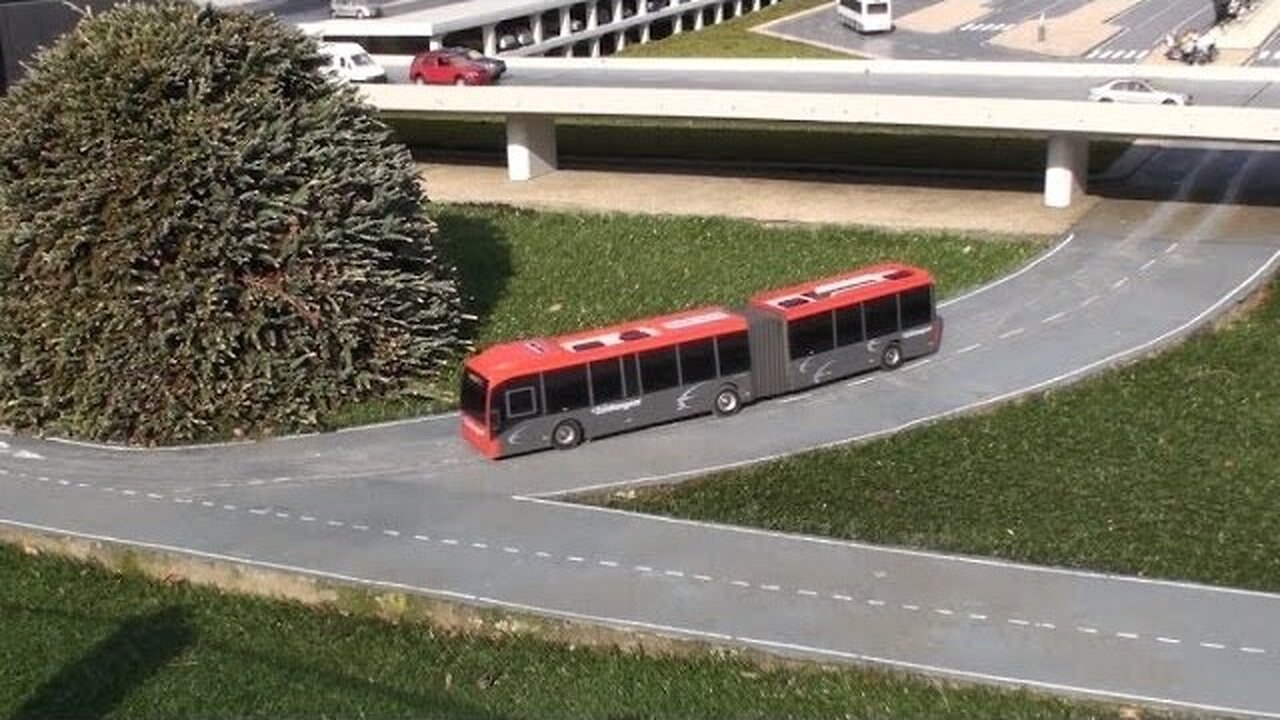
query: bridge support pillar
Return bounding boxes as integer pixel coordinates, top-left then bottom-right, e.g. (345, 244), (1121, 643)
(588, 2), (599, 28)
(673, 12), (684, 32)
(640, 21), (651, 42)
(591, 36), (602, 56)
(715, 1), (724, 23)
(1045, 134), (1087, 208)
(483, 23), (498, 56)
(695, 7), (705, 28)
(507, 115), (558, 181)
(532, 12), (545, 43)
(561, 8), (573, 36)
(617, 28), (628, 50)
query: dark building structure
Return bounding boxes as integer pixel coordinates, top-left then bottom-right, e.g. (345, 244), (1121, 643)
(0, 0), (119, 93)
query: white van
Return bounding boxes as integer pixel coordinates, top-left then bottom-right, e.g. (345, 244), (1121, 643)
(329, 0), (381, 19)
(837, 0), (893, 33)
(318, 42), (388, 84)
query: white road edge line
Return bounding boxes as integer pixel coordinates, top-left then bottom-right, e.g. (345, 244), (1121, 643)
(939, 233), (1074, 309)
(514, 245), (1280, 603)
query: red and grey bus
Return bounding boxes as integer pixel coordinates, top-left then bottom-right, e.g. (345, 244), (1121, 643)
(460, 262), (942, 458)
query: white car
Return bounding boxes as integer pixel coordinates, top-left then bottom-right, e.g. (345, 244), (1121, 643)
(1088, 78), (1191, 106)
(318, 42), (387, 84)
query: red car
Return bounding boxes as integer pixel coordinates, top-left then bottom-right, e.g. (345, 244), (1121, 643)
(408, 51), (495, 86)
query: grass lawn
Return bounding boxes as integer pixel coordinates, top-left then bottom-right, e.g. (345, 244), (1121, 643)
(619, 0), (848, 58)
(0, 543), (1151, 719)
(598, 281), (1280, 592)
(388, 116), (1128, 177)
(322, 204), (1042, 428)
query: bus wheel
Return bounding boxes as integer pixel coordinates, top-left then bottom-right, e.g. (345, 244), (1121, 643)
(880, 343), (903, 370)
(713, 386), (741, 416)
(551, 420), (583, 450)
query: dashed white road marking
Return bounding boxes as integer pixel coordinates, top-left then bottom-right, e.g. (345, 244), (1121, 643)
(1080, 294), (1101, 308)
(1117, 632), (1140, 640)
(904, 358), (934, 372)
(1241, 647), (1267, 654)
(472, 542), (488, 549)
(504, 546), (522, 554)
(250, 508), (269, 515)
(867, 598), (886, 606)
(1009, 618), (1031, 626)
(121, 490), (136, 496)
(567, 555), (585, 563)
(845, 375), (878, 388)
(597, 558), (618, 566)
(1036, 622), (1057, 630)
(1199, 642), (1226, 650)
(413, 534), (431, 542)
(665, 570), (685, 578)
(1042, 311), (1067, 324)
(1157, 636), (1181, 644)
(327, 520), (344, 527)
(76, 482), (89, 488)
(1112, 277), (1130, 290)
(761, 584), (781, 591)
(797, 589), (819, 597)
(634, 565), (653, 572)
(384, 530), (401, 537)
(1139, 258), (1158, 272)
(535, 551), (552, 558)
(779, 393), (813, 404)
(935, 608), (954, 616)
(998, 328), (1025, 339)
(832, 594), (853, 602)
(1077, 626), (1099, 635)
(693, 574), (713, 582)
(275, 512), (290, 519)
(956, 343), (982, 354)
(1165, 242), (1179, 254)
(902, 604), (920, 611)
(300, 515), (315, 522)
(441, 538), (459, 545)
(969, 613), (988, 621)
(351, 524), (369, 531)
(731, 580), (751, 588)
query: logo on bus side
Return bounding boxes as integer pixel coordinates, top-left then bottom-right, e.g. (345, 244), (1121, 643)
(592, 399), (642, 415)
(676, 382), (706, 411)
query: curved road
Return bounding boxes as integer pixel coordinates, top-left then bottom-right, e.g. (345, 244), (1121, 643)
(5, 143), (1280, 716)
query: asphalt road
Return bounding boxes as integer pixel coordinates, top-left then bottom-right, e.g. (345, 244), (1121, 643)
(768, 0), (1223, 63)
(374, 58), (1280, 108)
(4, 142), (1280, 715)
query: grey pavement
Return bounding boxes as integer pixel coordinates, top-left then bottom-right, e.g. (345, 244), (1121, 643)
(4, 143), (1280, 715)
(767, 0), (1235, 63)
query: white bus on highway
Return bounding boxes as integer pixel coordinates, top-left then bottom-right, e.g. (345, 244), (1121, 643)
(837, 0), (892, 33)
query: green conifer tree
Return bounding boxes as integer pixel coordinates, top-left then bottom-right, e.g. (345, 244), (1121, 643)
(0, 1), (462, 443)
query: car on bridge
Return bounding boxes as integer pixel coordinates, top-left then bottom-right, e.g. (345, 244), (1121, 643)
(1088, 78), (1191, 106)
(409, 50), (497, 86)
(445, 47), (506, 80)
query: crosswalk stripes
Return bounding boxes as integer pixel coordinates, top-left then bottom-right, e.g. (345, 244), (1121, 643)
(1084, 48), (1151, 61)
(957, 21), (1016, 32)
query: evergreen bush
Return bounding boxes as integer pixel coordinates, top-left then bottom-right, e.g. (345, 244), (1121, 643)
(0, 1), (463, 443)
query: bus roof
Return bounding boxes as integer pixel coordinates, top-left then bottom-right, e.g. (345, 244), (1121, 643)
(749, 263), (934, 321)
(465, 305), (747, 386)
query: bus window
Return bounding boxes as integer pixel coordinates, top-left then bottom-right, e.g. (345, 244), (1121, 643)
(545, 365), (590, 413)
(460, 371), (487, 420)
(867, 1), (888, 12)
(590, 358), (624, 404)
(835, 304), (864, 346)
(717, 332), (751, 376)
(864, 295), (899, 338)
(622, 354), (641, 398)
(504, 383), (539, 419)
(789, 312), (834, 358)
(899, 286), (934, 328)
(679, 339), (717, 383)
(639, 347), (679, 393)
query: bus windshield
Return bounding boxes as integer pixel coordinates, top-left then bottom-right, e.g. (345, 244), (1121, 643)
(460, 370), (488, 421)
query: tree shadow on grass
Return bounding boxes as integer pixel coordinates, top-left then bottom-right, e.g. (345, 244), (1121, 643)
(4, 600), (510, 720)
(434, 207), (513, 338)
(10, 606), (194, 720)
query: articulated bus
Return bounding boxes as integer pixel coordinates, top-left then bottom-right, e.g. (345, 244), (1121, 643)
(837, 0), (893, 33)
(460, 263), (942, 458)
